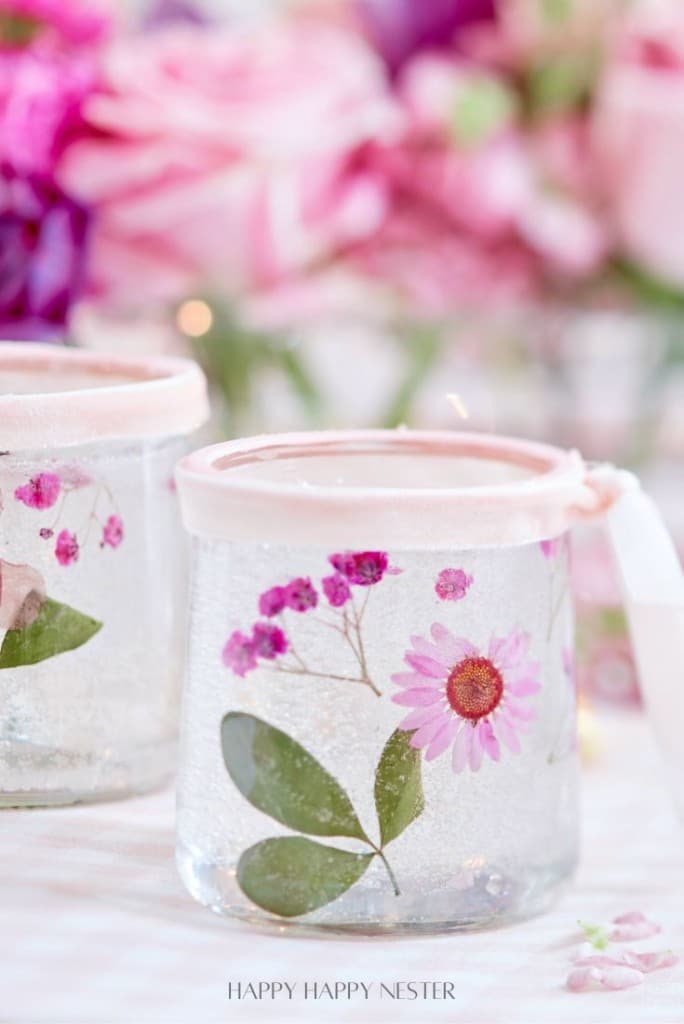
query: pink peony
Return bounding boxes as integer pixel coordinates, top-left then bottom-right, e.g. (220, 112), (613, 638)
(101, 514), (123, 549)
(322, 572), (352, 607)
(594, 12), (684, 288)
(54, 528), (78, 566)
(435, 568), (473, 601)
(0, 558), (45, 629)
(14, 472), (60, 509)
(0, 48), (95, 176)
(258, 586), (287, 618)
(222, 630), (257, 677)
(0, 0), (113, 48)
(251, 622), (288, 660)
(392, 625), (541, 773)
(58, 22), (396, 306)
(284, 577), (318, 613)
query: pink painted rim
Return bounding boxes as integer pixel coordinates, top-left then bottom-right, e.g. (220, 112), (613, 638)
(0, 343), (209, 449)
(176, 430), (595, 549)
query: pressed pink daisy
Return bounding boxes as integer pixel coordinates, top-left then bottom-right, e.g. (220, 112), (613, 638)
(391, 624), (541, 773)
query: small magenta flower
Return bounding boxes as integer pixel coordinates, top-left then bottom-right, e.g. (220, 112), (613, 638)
(54, 529), (79, 566)
(222, 630), (258, 677)
(14, 473), (61, 510)
(322, 572), (352, 608)
(435, 568), (473, 602)
(101, 514), (124, 549)
(540, 538), (562, 559)
(258, 586), (287, 617)
(329, 551), (389, 586)
(39, 527), (54, 540)
(251, 622), (288, 660)
(284, 577), (318, 612)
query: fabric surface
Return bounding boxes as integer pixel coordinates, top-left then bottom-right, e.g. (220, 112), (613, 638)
(2, 711), (682, 1024)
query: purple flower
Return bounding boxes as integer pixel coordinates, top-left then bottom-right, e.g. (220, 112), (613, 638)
(258, 585), (287, 618)
(284, 577), (318, 612)
(14, 472), (61, 509)
(251, 622), (288, 660)
(322, 573), (352, 608)
(358, 0), (496, 76)
(435, 568), (473, 602)
(54, 528), (78, 566)
(0, 165), (90, 341)
(222, 630), (257, 678)
(101, 514), (124, 549)
(329, 551), (389, 586)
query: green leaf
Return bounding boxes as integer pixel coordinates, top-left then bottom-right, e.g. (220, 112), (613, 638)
(237, 836), (373, 918)
(451, 77), (517, 148)
(221, 712), (368, 840)
(374, 729), (425, 847)
(0, 598), (102, 668)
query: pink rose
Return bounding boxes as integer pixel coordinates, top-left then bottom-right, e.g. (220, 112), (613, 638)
(58, 23), (397, 306)
(594, 15), (684, 287)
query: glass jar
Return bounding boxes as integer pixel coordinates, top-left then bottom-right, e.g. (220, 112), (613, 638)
(174, 430), (602, 933)
(0, 343), (208, 806)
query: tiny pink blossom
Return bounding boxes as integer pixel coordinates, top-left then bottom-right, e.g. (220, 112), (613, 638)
(611, 911), (662, 942)
(258, 586), (287, 617)
(435, 567), (473, 602)
(14, 473), (60, 510)
(540, 537), (563, 559)
(322, 572), (351, 608)
(39, 527), (54, 540)
(54, 529), (79, 566)
(222, 630), (257, 677)
(284, 577), (318, 612)
(575, 950), (678, 974)
(101, 514), (124, 549)
(329, 551), (389, 586)
(251, 622), (288, 660)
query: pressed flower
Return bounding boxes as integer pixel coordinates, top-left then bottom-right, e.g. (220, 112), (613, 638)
(251, 622), (288, 660)
(258, 586), (287, 617)
(329, 550), (389, 586)
(14, 472), (60, 510)
(322, 572), (351, 608)
(540, 537), (562, 559)
(284, 577), (318, 612)
(222, 630), (257, 677)
(435, 567), (473, 601)
(54, 529), (78, 566)
(392, 624), (541, 773)
(39, 527), (53, 539)
(101, 514), (124, 549)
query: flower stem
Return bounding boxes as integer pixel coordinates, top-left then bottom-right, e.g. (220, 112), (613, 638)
(371, 845), (400, 897)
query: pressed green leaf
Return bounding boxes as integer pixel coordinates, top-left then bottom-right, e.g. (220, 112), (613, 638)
(221, 712), (368, 840)
(374, 729), (424, 847)
(237, 836), (373, 918)
(0, 598), (102, 668)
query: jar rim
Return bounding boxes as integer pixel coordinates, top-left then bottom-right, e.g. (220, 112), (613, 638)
(176, 430), (592, 549)
(0, 343), (209, 449)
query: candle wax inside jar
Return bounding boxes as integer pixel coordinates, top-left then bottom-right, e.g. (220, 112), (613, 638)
(216, 447), (538, 490)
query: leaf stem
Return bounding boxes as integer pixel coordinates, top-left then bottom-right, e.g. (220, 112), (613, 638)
(371, 845), (401, 897)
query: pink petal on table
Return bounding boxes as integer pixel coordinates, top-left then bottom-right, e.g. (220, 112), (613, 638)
(611, 911), (662, 942)
(567, 965), (644, 992)
(622, 949), (678, 973)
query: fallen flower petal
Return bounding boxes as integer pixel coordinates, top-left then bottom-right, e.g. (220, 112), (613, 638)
(611, 911), (662, 942)
(567, 964), (644, 992)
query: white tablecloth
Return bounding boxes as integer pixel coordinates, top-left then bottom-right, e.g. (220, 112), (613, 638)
(2, 711), (683, 1024)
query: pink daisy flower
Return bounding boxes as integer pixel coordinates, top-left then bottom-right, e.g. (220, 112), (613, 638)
(391, 624), (541, 773)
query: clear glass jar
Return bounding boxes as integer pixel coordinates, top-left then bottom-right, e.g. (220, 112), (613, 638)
(175, 431), (586, 933)
(0, 344), (208, 806)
